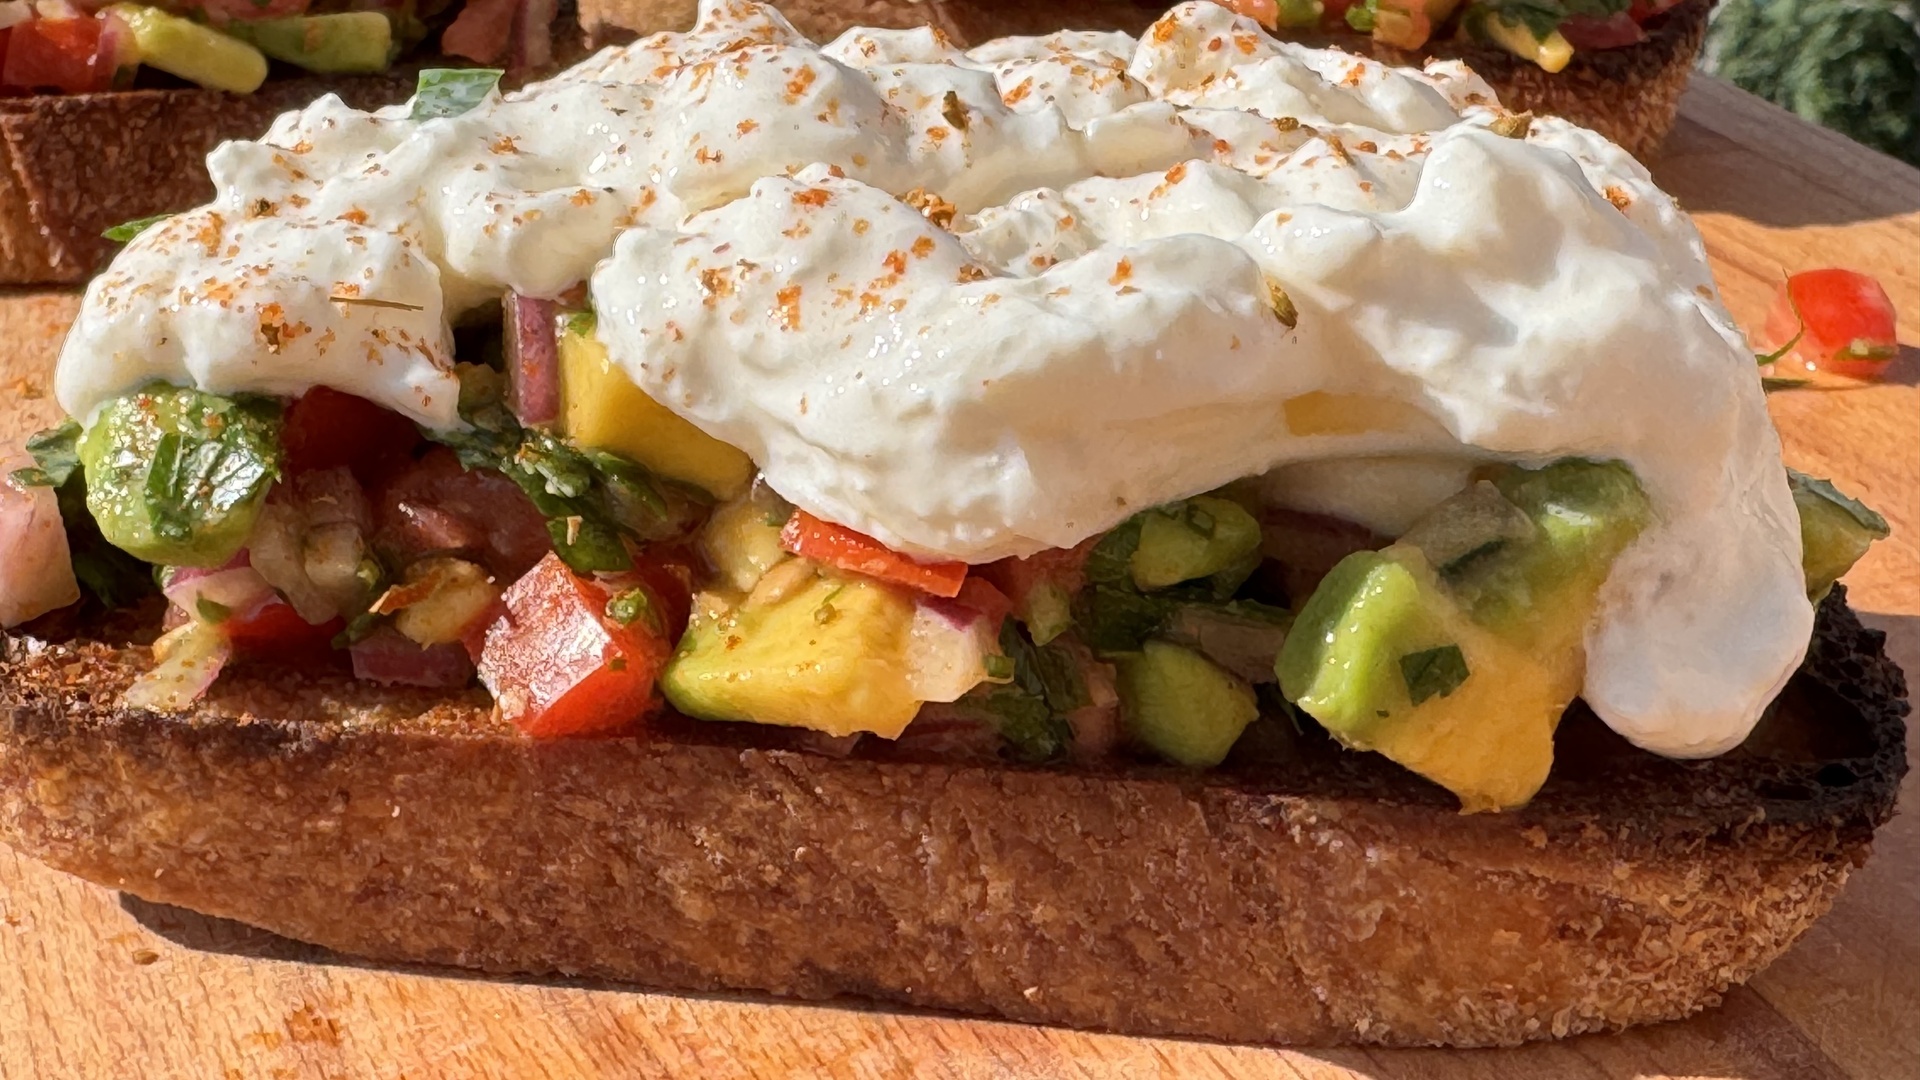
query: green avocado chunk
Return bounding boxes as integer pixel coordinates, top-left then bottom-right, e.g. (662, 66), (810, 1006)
(109, 4), (268, 94)
(1275, 459), (1651, 811)
(77, 384), (282, 568)
(1116, 639), (1258, 767)
(1788, 469), (1889, 602)
(1129, 495), (1261, 591)
(230, 12), (395, 75)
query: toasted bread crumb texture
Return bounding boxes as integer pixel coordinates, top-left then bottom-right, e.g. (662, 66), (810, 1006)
(0, 589), (1904, 1047)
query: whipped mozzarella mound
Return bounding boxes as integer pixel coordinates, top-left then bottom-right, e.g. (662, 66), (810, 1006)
(53, 0), (1810, 758)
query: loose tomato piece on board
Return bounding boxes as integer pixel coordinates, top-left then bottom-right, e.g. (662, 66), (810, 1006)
(779, 511), (968, 597)
(1762, 269), (1900, 379)
(3, 16), (109, 94)
(478, 551), (673, 738)
(282, 386), (423, 481)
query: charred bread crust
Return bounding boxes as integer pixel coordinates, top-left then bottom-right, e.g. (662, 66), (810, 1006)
(0, 74), (418, 286)
(580, 0), (1709, 161)
(0, 587), (1904, 1046)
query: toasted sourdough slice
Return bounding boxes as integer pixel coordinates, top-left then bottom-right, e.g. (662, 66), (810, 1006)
(0, 587), (1905, 1047)
(0, 17), (610, 287)
(577, 0), (1709, 160)
(0, 75), (414, 286)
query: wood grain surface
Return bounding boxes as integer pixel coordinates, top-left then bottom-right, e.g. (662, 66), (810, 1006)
(1, 77), (1915, 1079)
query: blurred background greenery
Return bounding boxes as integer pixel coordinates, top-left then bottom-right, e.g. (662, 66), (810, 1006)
(1703, 0), (1920, 166)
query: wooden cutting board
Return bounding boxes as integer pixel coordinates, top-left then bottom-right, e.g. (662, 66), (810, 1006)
(1, 77), (1916, 1080)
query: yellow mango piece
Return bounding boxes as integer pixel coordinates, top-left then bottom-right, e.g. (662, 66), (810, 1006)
(558, 329), (754, 499)
(662, 574), (921, 738)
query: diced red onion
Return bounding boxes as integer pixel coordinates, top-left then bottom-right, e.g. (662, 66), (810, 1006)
(94, 8), (137, 74)
(904, 599), (997, 703)
(164, 561), (276, 625)
(123, 621), (231, 712)
(1558, 12), (1647, 49)
(916, 594), (983, 632)
(351, 627), (476, 688)
(0, 451), (79, 628)
(503, 292), (561, 426)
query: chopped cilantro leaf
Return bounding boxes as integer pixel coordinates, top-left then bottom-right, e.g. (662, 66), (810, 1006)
(1400, 644), (1470, 706)
(102, 214), (173, 243)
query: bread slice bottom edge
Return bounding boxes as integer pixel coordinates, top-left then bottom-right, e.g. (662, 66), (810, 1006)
(0, 588), (1905, 1047)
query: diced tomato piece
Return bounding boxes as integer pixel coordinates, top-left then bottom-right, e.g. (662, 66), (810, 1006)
(1559, 12), (1647, 49)
(974, 535), (1099, 615)
(223, 599), (345, 666)
(1762, 269), (1901, 380)
(1318, 0), (1357, 25)
(597, 547), (695, 640)
(440, 0), (517, 63)
(954, 576), (1014, 628)
(282, 386), (423, 482)
(3, 16), (109, 94)
(779, 511), (968, 597)
(478, 551), (672, 738)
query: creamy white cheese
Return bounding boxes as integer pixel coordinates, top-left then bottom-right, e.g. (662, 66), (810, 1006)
(52, 0), (1811, 758)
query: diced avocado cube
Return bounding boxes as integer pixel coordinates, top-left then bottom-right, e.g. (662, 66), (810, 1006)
(1789, 470), (1888, 601)
(1021, 579), (1074, 646)
(109, 4), (268, 94)
(558, 323), (754, 500)
(1276, 549), (1565, 811)
(1275, 460), (1651, 811)
(230, 12), (393, 75)
(1117, 640), (1258, 767)
(1130, 495), (1261, 591)
(78, 385), (282, 568)
(1396, 479), (1535, 574)
(699, 488), (790, 593)
(1276, 551), (1443, 741)
(1450, 459), (1651, 631)
(661, 573), (920, 738)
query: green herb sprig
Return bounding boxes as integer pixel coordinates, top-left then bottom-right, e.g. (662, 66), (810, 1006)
(411, 68), (504, 121)
(427, 364), (687, 574)
(102, 214), (173, 243)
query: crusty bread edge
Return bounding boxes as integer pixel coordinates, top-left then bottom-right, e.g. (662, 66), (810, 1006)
(0, 588), (1904, 1047)
(579, 0), (1710, 161)
(0, 16), (611, 288)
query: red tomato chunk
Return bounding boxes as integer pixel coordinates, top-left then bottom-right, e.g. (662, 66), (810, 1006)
(3, 16), (108, 94)
(779, 510), (968, 597)
(477, 552), (673, 738)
